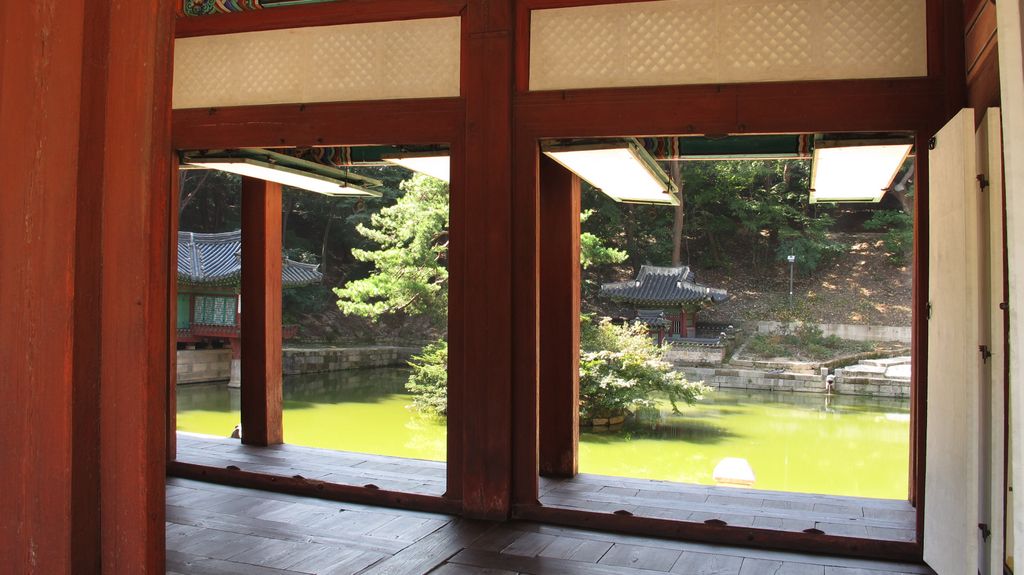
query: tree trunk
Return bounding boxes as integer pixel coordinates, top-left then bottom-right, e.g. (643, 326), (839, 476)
(179, 170), (212, 216)
(670, 162), (685, 266)
(624, 205), (639, 275)
(282, 194), (295, 242)
(889, 163), (915, 214)
(321, 216), (334, 278)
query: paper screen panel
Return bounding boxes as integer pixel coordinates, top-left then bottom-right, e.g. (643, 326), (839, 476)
(173, 17), (461, 109)
(529, 0), (927, 90)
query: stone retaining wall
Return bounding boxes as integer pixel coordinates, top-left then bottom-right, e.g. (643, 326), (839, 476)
(664, 344), (726, 365)
(176, 345), (421, 384)
(177, 349), (232, 384)
(281, 346), (421, 376)
(756, 321), (912, 344)
(833, 373), (911, 398)
(678, 366), (911, 397)
(679, 366), (827, 393)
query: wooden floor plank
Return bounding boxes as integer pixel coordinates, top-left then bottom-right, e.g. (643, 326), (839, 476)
(598, 543), (683, 571)
(448, 548), (673, 575)
(167, 550), (307, 575)
(670, 550), (744, 574)
(360, 518), (490, 575)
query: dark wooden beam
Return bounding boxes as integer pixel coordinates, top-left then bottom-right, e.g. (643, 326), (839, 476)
(511, 136), (542, 507)
(168, 159), (181, 462)
(175, 0), (466, 38)
(173, 97), (464, 150)
(538, 156), (581, 478)
(240, 177), (284, 446)
(446, 139), (467, 503)
(965, 0), (1001, 116)
(911, 133), (930, 538)
(516, 78), (947, 138)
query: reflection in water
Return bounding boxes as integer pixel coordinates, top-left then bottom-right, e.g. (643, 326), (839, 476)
(177, 368), (447, 462)
(581, 389), (910, 499)
(177, 368), (909, 499)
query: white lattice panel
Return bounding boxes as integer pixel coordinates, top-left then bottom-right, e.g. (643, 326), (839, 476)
(173, 17), (461, 109)
(529, 0), (927, 90)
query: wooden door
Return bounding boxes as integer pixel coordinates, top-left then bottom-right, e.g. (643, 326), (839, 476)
(978, 108), (1006, 575)
(924, 108), (983, 574)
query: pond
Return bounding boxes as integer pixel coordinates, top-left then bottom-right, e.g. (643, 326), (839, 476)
(176, 367), (909, 500)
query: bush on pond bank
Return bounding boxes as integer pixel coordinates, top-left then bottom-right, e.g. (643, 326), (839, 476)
(744, 324), (874, 362)
(405, 316), (710, 421)
(579, 316), (710, 421)
(406, 340), (448, 417)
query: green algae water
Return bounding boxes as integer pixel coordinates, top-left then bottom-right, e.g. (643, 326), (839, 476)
(176, 368), (447, 461)
(176, 367), (909, 499)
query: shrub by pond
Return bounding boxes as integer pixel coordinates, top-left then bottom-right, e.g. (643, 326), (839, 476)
(744, 324), (874, 361)
(405, 315), (710, 426)
(578, 316), (709, 425)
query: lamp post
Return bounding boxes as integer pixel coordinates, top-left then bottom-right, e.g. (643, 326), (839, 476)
(787, 254), (796, 305)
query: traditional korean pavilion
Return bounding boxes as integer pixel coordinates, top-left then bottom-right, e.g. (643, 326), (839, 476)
(600, 265), (728, 343)
(177, 230), (322, 384)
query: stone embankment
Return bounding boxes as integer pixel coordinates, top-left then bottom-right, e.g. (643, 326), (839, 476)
(176, 345), (421, 384)
(281, 346), (421, 376)
(677, 355), (912, 398)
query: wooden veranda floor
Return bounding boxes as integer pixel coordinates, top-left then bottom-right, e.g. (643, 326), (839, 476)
(175, 433), (916, 545)
(176, 432), (447, 497)
(166, 476), (934, 574)
(538, 475), (917, 543)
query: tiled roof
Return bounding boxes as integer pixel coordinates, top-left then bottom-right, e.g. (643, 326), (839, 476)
(635, 309), (672, 328)
(177, 231), (322, 288)
(600, 265), (728, 307)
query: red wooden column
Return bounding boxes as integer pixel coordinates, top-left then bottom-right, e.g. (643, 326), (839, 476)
(168, 158), (181, 462)
(0, 0), (173, 571)
(538, 155), (581, 477)
(460, 0), (515, 519)
(240, 177), (284, 446)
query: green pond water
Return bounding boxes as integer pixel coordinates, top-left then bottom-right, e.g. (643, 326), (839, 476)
(176, 367), (910, 500)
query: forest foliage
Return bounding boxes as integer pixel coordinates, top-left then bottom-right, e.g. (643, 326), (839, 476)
(179, 157), (914, 331)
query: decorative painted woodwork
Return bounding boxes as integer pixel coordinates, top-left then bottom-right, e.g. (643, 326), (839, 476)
(181, 0), (337, 17)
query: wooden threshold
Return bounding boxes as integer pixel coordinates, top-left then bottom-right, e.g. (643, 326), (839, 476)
(515, 473), (920, 563)
(170, 433), (458, 516)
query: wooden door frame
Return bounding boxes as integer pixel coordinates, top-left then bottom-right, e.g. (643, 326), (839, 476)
(169, 96), (469, 515)
(508, 0), (966, 563)
(169, 0), (517, 520)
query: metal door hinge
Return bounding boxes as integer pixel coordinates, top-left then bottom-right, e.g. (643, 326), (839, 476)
(979, 523), (991, 541)
(928, 137), (937, 150)
(980, 345), (992, 363)
(1000, 302), (1009, 311)
(927, 302), (933, 319)
(978, 174), (990, 190)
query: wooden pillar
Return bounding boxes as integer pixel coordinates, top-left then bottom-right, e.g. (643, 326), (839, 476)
(240, 177), (284, 446)
(168, 158), (180, 461)
(539, 156), (581, 478)
(0, 0), (174, 571)
(460, 0), (514, 519)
